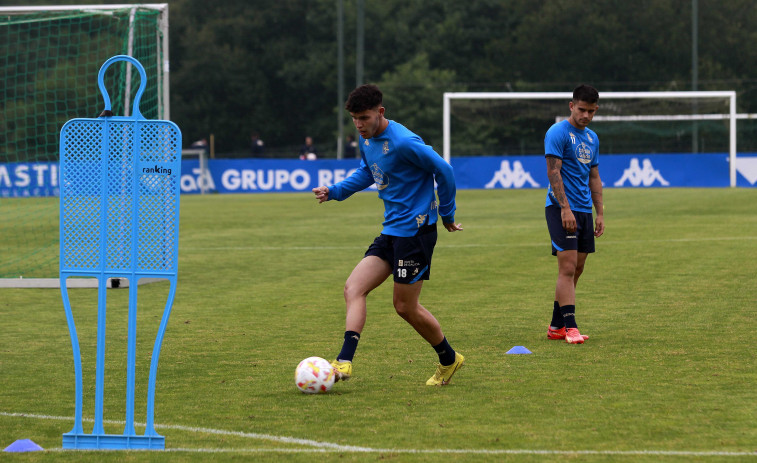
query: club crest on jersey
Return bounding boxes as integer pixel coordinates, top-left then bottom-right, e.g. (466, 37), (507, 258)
(575, 142), (593, 164)
(382, 141), (389, 154)
(371, 163), (388, 190)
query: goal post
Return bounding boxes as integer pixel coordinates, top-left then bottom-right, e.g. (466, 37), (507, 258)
(443, 91), (739, 187)
(0, 4), (170, 119)
(0, 4), (170, 281)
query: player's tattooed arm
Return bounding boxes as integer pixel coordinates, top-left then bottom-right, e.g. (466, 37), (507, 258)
(546, 156), (570, 209)
(547, 156), (576, 233)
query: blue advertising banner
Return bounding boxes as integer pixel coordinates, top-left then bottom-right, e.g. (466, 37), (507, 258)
(178, 159), (370, 194)
(178, 153), (756, 194)
(0, 162), (59, 197)
(461, 154), (732, 190)
(2, 154), (756, 197)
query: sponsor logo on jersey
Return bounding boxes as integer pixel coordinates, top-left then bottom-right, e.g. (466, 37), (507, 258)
(575, 142), (593, 164)
(415, 214), (427, 227)
(383, 141), (389, 154)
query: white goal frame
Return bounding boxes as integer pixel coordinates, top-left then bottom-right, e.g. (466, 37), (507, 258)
(0, 3), (171, 286)
(443, 91), (738, 187)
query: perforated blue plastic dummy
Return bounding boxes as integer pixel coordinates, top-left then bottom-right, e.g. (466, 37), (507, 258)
(59, 55), (181, 450)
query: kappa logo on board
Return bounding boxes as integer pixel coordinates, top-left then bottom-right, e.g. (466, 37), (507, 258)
(614, 158), (670, 187)
(485, 161), (539, 189)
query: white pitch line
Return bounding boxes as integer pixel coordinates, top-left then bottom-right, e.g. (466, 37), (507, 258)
(0, 412), (360, 450)
(3, 411), (757, 457)
(42, 448), (757, 457)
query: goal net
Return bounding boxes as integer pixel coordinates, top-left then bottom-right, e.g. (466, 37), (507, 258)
(443, 91), (741, 186)
(0, 4), (169, 280)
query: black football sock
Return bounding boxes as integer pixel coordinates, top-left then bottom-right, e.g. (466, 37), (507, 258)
(559, 305), (578, 329)
(432, 337), (456, 366)
(337, 331), (360, 362)
(550, 300), (564, 328)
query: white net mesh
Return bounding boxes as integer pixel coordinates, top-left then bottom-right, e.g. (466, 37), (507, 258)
(445, 92), (738, 157)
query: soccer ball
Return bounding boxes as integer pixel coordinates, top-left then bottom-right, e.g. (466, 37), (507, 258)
(295, 357), (335, 394)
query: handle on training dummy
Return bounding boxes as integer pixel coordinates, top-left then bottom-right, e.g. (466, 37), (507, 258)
(97, 55), (147, 119)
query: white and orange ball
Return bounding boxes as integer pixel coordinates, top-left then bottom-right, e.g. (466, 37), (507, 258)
(295, 357), (335, 394)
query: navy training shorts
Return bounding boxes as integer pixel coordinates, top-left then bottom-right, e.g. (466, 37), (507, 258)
(545, 205), (595, 256)
(364, 223), (437, 284)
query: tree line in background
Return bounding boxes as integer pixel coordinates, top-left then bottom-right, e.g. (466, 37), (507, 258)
(5, 0), (757, 157)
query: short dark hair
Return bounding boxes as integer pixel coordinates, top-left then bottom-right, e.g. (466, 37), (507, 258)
(345, 84), (383, 113)
(573, 84), (599, 104)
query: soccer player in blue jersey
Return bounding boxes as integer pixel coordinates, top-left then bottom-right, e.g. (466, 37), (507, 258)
(544, 84), (605, 344)
(312, 84), (464, 386)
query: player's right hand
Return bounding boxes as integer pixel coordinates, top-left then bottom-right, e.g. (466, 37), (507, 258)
(312, 186), (329, 203)
(561, 208), (576, 233)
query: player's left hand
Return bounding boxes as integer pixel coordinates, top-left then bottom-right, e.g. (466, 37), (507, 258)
(594, 216), (605, 237)
(443, 222), (463, 232)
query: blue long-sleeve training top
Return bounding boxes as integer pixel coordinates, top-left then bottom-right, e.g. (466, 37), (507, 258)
(327, 120), (456, 237)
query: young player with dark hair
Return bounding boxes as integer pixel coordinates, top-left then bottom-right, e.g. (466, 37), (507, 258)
(544, 84), (605, 344)
(312, 84), (465, 386)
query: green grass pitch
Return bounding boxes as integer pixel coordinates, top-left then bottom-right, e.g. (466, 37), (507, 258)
(1, 188), (756, 462)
